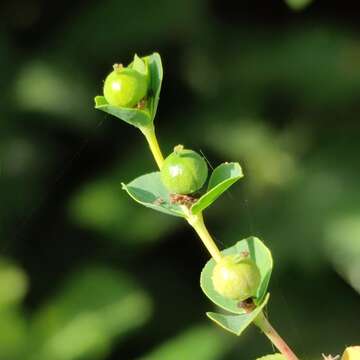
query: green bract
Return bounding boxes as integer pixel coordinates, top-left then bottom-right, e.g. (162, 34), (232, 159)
(160, 146), (208, 195)
(121, 162), (243, 218)
(103, 66), (148, 108)
(201, 237), (272, 314)
(95, 53), (163, 129)
(212, 255), (261, 301)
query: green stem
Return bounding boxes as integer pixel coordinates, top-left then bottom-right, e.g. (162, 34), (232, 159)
(254, 311), (300, 360)
(139, 127), (221, 263)
(184, 210), (222, 263)
(140, 125), (164, 169)
(138, 116), (297, 360)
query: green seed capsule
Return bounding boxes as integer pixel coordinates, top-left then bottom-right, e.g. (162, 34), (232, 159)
(160, 145), (208, 195)
(103, 65), (148, 108)
(212, 254), (261, 301)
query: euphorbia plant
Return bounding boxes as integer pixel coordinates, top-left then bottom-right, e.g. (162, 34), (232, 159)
(94, 53), (357, 360)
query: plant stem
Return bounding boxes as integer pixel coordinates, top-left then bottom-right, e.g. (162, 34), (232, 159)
(254, 311), (300, 360)
(139, 127), (221, 263)
(185, 210), (222, 263)
(140, 125), (164, 169)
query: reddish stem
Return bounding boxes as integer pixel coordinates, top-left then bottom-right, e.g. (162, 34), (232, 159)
(254, 311), (300, 360)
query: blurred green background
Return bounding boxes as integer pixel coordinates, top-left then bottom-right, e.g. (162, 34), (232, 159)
(1, 0), (359, 359)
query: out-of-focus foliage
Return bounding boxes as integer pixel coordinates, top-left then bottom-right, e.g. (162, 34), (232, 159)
(14, 61), (92, 124)
(1, 0), (359, 359)
(0, 261), (28, 359)
(284, 0), (314, 11)
(30, 267), (152, 360)
(69, 174), (179, 246)
(140, 325), (233, 360)
(325, 216), (360, 293)
(0, 259), (28, 308)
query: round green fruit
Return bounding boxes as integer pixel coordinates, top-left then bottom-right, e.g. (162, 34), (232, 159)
(212, 254), (261, 301)
(103, 66), (148, 108)
(160, 145), (208, 195)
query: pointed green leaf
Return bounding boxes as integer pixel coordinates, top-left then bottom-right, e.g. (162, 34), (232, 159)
(94, 52), (162, 127)
(122, 172), (185, 218)
(200, 237), (273, 314)
(131, 54), (147, 76)
(94, 95), (151, 128)
(147, 52), (163, 120)
(207, 293), (270, 336)
(191, 162), (243, 215)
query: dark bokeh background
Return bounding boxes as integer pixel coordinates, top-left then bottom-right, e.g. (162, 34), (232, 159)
(1, 0), (359, 359)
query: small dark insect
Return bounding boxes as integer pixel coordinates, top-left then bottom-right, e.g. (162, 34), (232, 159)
(170, 194), (198, 207)
(153, 197), (164, 206)
(237, 298), (255, 313)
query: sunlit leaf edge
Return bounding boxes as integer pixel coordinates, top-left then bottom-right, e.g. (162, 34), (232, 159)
(94, 95), (151, 128)
(191, 162), (243, 215)
(147, 52), (163, 120)
(206, 293), (270, 336)
(121, 172), (185, 218)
